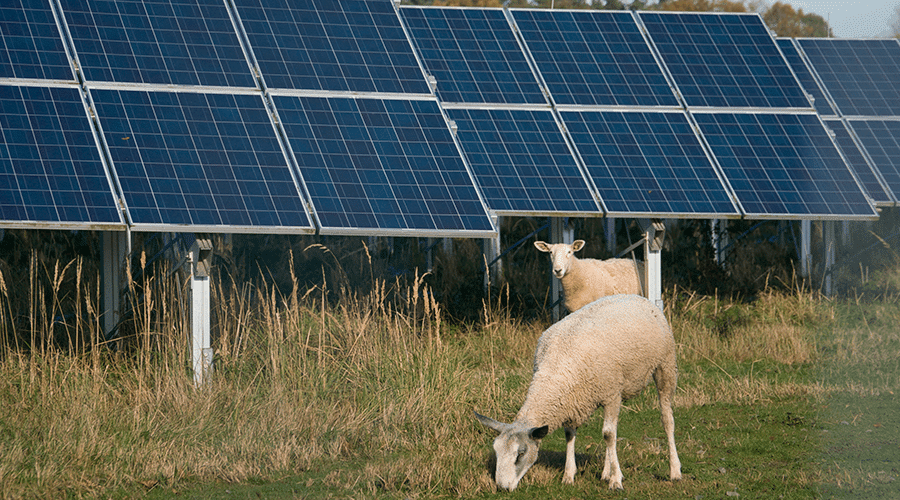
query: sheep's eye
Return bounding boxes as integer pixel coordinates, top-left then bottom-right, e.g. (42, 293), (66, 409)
(515, 447), (527, 464)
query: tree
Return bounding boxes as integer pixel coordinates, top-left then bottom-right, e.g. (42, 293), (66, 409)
(763, 2), (831, 37)
(890, 5), (900, 37)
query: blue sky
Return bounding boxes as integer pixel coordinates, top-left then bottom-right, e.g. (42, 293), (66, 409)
(783, 0), (899, 38)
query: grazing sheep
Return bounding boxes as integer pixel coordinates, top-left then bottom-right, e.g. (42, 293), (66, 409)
(534, 240), (645, 312)
(474, 294), (681, 491)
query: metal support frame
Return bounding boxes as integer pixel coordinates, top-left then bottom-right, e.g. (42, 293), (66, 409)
(483, 214), (503, 290)
(189, 237), (213, 386)
(640, 219), (665, 311)
(102, 231), (129, 338)
(800, 220), (812, 278)
(550, 217), (574, 322)
(824, 220), (835, 296)
(605, 217), (616, 254)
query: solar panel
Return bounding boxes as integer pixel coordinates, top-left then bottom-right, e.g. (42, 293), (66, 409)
(846, 119), (900, 203)
(90, 88), (314, 231)
(444, 107), (599, 214)
(59, 0), (256, 88)
(273, 94), (494, 236)
(0, 84), (122, 226)
(560, 109), (738, 217)
(796, 38), (900, 117)
(694, 112), (876, 218)
(0, 0), (74, 81)
(510, 9), (678, 107)
(235, 0), (430, 94)
(776, 38), (833, 116)
(400, 6), (545, 105)
(824, 118), (893, 205)
(640, 12), (809, 109)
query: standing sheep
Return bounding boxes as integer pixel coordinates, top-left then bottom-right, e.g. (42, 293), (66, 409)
(534, 240), (645, 312)
(474, 294), (681, 491)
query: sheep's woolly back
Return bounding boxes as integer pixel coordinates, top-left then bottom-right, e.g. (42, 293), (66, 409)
(563, 257), (645, 312)
(516, 294), (675, 432)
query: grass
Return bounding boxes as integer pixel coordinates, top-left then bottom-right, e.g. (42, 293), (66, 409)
(0, 245), (899, 499)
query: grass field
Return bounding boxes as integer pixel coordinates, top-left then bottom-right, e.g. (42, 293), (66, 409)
(0, 250), (898, 499)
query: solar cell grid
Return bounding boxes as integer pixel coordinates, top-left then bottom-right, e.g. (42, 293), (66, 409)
(846, 119), (900, 202)
(824, 119), (892, 205)
(445, 107), (598, 214)
(561, 110), (738, 217)
(236, 0), (430, 94)
(0, 0), (73, 81)
(511, 9), (678, 107)
(640, 12), (809, 109)
(400, 7), (545, 105)
(695, 112), (875, 218)
(60, 0), (256, 88)
(796, 38), (900, 117)
(91, 88), (313, 230)
(776, 38), (833, 116)
(274, 95), (493, 235)
(0, 84), (122, 225)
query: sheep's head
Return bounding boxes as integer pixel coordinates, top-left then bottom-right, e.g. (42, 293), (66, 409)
(474, 412), (548, 491)
(533, 240), (586, 279)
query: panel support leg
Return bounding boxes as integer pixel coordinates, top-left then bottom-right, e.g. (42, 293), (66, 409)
(483, 214), (502, 291)
(824, 220), (835, 297)
(800, 220), (811, 279)
(102, 231), (129, 339)
(550, 217), (574, 322)
(190, 237), (213, 387)
(640, 219), (665, 311)
(605, 217), (616, 254)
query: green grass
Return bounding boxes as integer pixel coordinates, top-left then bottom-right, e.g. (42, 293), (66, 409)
(1, 259), (899, 499)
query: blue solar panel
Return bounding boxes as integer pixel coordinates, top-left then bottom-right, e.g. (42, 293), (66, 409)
(235, 0), (430, 94)
(510, 9), (678, 107)
(0, 84), (122, 225)
(640, 12), (809, 109)
(91, 88), (313, 230)
(400, 6), (545, 105)
(776, 38), (834, 116)
(0, 0), (73, 81)
(560, 110), (737, 217)
(695, 112), (875, 218)
(846, 119), (900, 203)
(824, 118), (892, 205)
(444, 107), (598, 214)
(273, 95), (493, 235)
(796, 38), (900, 117)
(59, 0), (256, 88)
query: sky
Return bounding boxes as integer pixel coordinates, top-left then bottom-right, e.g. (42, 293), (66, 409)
(783, 0), (899, 38)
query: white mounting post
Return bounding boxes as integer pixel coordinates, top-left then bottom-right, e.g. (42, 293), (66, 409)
(190, 237), (213, 387)
(800, 220), (812, 278)
(102, 231), (129, 338)
(605, 217), (616, 254)
(550, 217), (574, 322)
(641, 219), (665, 311)
(483, 214), (502, 291)
(711, 219), (727, 265)
(824, 220), (835, 296)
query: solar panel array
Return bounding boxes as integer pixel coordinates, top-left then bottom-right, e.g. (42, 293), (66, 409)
(0, 1), (886, 235)
(785, 38), (900, 206)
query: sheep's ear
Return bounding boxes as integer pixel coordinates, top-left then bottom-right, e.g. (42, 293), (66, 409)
(529, 425), (550, 440)
(533, 241), (550, 253)
(474, 411), (510, 434)
(572, 240), (586, 252)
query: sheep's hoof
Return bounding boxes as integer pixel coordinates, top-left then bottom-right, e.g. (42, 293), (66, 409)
(562, 474), (575, 485)
(608, 481), (624, 490)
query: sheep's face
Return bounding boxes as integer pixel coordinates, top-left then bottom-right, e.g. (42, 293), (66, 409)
(474, 412), (549, 491)
(491, 427), (544, 490)
(534, 240), (585, 279)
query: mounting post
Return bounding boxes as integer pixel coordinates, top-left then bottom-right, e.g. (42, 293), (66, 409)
(550, 217), (574, 322)
(102, 231), (129, 338)
(800, 220), (811, 278)
(189, 237), (213, 386)
(824, 220), (835, 296)
(640, 219), (665, 311)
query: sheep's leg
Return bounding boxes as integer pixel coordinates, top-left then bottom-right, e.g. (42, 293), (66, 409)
(655, 364), (682, 481)
(562, 427), (577, 484)
(600, 398), (623, 490)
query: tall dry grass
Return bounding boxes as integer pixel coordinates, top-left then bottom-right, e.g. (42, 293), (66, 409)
(0, 235), (898, 499)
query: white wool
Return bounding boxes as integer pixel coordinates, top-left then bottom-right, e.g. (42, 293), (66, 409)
(534, 240), (645, 312)
(475, 294), (681, 491)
